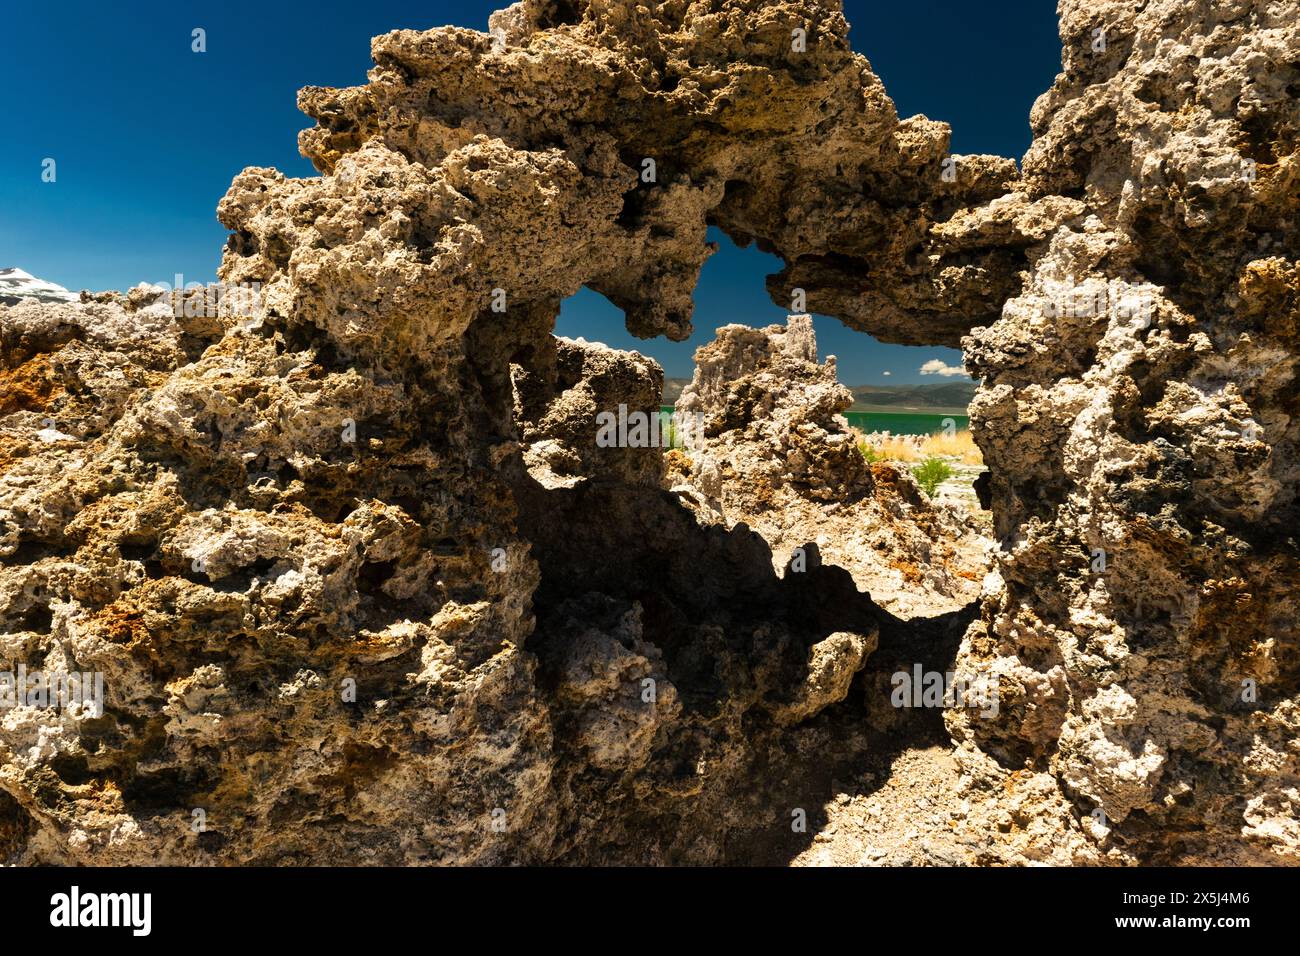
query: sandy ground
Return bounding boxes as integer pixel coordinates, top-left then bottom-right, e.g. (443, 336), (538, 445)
(793, 474), (999, 867)
(791, 745), (981, 866)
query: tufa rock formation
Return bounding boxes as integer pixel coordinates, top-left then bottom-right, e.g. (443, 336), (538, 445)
(1, 0), (1296, 864)
(946, 0), (1300, 864)
(675, 313), (988, 617)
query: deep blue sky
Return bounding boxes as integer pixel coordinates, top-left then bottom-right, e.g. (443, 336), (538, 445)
(1, 1), (1062, 384)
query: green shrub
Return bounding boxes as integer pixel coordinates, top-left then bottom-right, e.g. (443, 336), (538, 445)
(857, 440), (881, 463)
(911, 456), (953, 497)
(662, 413), (684, 450)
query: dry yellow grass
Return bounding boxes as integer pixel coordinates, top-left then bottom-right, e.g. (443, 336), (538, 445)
(856, 428), (983, 465)
(920, 430), (982, 464)
(860, 434), (922, 462)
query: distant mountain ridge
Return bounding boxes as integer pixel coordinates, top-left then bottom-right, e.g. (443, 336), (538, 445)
(663, 376), (975, 411)
(0, 268), (79, 306)
(845, 381), (977, 411)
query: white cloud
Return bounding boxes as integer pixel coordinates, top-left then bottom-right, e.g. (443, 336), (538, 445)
(919, 359), (966, 378)
(881, 370), (892, 376)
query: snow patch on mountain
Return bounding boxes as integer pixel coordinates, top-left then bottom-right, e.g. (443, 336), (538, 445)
(0, 267), (79, 306)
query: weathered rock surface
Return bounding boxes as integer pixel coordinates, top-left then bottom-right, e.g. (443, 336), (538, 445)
(947, 0), (1300, 864)
(1, 0), (1297, 865)
(289, 0), (1036, 347)
(514, 334), (666, 489)
(674, 314), (988, 616)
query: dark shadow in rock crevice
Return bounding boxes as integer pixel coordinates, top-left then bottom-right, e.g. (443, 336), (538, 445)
(0, 788), (34, 865)
(513, 461), (981, 863)
(720, 599), (979, 865)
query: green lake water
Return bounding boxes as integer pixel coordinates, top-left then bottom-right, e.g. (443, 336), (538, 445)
(662, 407), (969, 437)
(841, 411), (969, 435)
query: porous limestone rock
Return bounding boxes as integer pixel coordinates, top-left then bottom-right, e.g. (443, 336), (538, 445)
(290, 0), (1036, 347)
(675, 313), (989, 616)
(947, 0), (1300, 864)
(513, 334), (666, 489)
(2, 0), (1297, 866)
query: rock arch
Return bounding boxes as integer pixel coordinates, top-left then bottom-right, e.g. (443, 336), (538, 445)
(0, 0), (1297, 864)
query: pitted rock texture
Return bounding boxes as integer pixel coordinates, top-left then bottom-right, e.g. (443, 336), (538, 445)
(289, 0), (1037, 347)
(674, 314), (989, 617)
(2, 290), (556, 864)
(513, 334), (667, 489)
(947, 0), (1300, 864)
(2, 0), (1297, 866)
